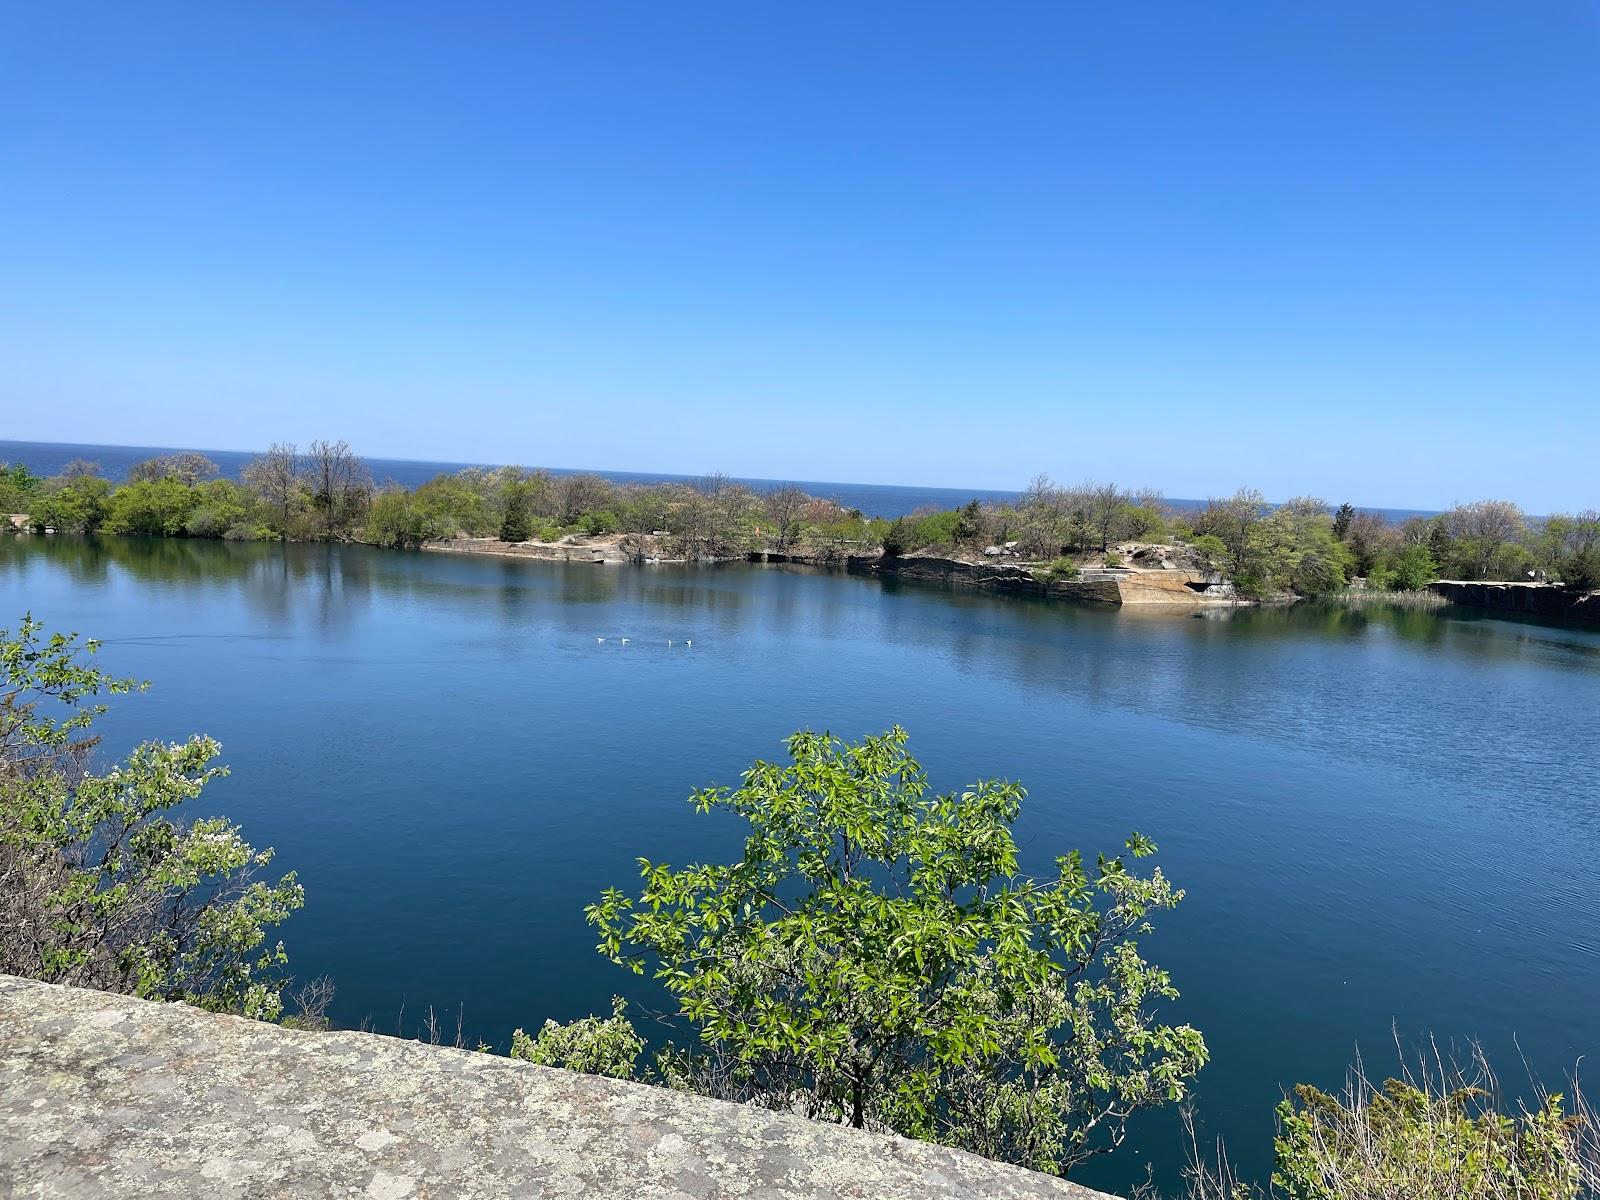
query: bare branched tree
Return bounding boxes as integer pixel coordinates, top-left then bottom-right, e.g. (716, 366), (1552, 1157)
(302, 439), (371, 539)
(243, 442), (301, 531)
(127, 453), (219, 486)
(765, 485), (809, 551)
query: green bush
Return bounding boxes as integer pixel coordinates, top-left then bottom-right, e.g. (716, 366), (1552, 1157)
(1391, 544), (1439, 592)
(581, 510), (619, 535)
(1043, 557), (1079, 581)
(882, 517), (911, 558)
(1104, 551), (1124, 568)
(510, 996), (643, 1079)
(1559, 548), (1600, 592)
(28, 479), (111, 534)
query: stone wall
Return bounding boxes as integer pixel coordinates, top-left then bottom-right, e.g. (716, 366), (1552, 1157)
(0, 974), (1116, 1200)
(1431, 580), (1600, 623)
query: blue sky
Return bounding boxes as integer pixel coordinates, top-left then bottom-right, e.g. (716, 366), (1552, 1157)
(2, 2), (1596, 510)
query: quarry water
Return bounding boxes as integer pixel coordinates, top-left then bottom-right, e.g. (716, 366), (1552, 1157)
(5, 535), (1598, 1195)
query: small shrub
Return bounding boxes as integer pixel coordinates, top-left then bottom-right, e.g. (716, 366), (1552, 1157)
(1043, 557), (1080, 581)
(1175, 1046), (1598, 1200)
(582, 510), (619, 536)
(510, 996), (643, 1079)
(881, 517), (911, 558)
(1104, 551), (1124, 568)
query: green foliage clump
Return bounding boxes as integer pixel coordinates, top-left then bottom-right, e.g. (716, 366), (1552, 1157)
(1189, 534), (1228, 569)
(882, 517), (911, 558)
(1040, 557), (1080, 582)
(1391, 544), (1439, 592)
(1558, 548), (1600, 593)
(28, 478), (112, 534)
(364, 489), (456, 549)
(1104, 551), (1124, 568)
(510, 996), (643, 1079)
(499, 480), (533, 542)
(1180, 1047), (1596, 1200)
(909, 508), (964, 549)
(1270, 1077), (1587, 1200)
(0, 463), (42, 517)
(583, 727), (1205, 1175)
(0, 616), (302, 1019)
(952, 499), (983, 544)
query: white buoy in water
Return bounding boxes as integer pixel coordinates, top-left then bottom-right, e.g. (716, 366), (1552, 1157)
(597, 637), (604, 643)
(667, 639), (673, 646)
(620, 638), (629, 645)
(685, 640), (692, 647)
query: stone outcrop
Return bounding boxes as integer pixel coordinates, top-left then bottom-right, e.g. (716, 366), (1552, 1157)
(424, 535), (635, 564)
(850, 555), (1234, 607)
(0, 974), (1115, 1200)
(1431, 580), (1600, 623)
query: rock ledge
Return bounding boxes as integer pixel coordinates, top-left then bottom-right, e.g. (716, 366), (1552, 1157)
(0, 974), (1115, 1199)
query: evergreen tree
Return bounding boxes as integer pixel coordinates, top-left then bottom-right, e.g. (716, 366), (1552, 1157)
(499, 482), (532, 542)
(1333, 502), (1355, 540)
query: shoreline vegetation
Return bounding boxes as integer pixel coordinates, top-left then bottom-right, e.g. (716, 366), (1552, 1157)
(4, 444), (1599, 608)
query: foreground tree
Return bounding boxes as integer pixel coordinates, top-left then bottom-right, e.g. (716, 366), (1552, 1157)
(0, 615), (303, 1019)
(585, 727), (1205, 1176)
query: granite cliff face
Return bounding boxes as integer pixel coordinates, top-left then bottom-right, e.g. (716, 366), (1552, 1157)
(1431, 580), (1600, 623)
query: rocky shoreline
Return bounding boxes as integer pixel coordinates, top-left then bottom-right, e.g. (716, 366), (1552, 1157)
(422, 536), (1244, 609)
(1430, 579), (1600, 623)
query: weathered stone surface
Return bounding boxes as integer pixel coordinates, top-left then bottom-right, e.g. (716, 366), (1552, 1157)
(425, 536), (633, 563)
(0, 975), (1114, 1200)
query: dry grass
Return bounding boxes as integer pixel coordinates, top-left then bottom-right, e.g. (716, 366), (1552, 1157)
(1328, 588), (1449, 609)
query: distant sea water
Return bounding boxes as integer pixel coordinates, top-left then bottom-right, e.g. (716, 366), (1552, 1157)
(0, 439), (1439, 522)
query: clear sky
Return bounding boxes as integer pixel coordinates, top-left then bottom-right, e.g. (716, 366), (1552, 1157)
(2, 3), (1595, 510)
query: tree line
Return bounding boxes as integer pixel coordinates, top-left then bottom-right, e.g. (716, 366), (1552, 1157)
(5, 451), (1597, 596)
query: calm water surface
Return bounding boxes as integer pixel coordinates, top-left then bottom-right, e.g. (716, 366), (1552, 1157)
(4, 536), (1597, 1194)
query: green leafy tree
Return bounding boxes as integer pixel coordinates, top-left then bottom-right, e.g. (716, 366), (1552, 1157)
(510, 996), (643, 1078)
(27, 478), (112, 534)
(0, 615), (303, 1019)
(1391, 544), (1438, 592)
(103, 478), (205, 536)
(586, 727), (1205, 1175)
(364, 489), (453, 549)
(0, 463), (42, 516)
